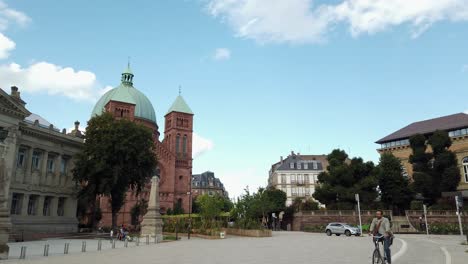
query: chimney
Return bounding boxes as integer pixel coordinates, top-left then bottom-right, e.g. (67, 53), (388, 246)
(280, 156), (283, 164)
(10, 86), (20, 99)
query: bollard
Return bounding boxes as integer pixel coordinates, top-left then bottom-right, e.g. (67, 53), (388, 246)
(124, 239), (128, 248)
(112, 239), (116, 249)
(82, 241), (86, 252)
(98, 239), (102, 251)
(64, 243), (70, 254)
(19, 246), (27, 259)
(136, 237), (140, 246)
(43, 244), (49, 257)
(146, 235), (149, 245)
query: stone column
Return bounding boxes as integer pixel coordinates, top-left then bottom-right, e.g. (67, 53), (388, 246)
(24, 148), (33, 184)
(55, 154), (61, 186)
(50, 197), (58, 217)
(21, 194), (29, 216)
(140, 176), (163, 241)
(36, 196), (45, 217)
(40, 151), (48, 186)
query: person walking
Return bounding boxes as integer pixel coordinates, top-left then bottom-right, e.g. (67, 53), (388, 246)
(369, 210), (393, 264)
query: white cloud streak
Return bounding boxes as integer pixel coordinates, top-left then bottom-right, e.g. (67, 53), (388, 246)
(0, 32), (14, 58)
(207, 0), (468, 44)
(0, 62), (112, 101)
(0, 0), (30, 30)
(193, 133), (214, 158)
(213, 48), (231, 60)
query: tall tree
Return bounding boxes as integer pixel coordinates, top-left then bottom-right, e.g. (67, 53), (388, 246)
(409, 131), (460, 204)
(313, 149), (378, 209)
(376, 152), (413, 213)
(73, 113), (157, 228)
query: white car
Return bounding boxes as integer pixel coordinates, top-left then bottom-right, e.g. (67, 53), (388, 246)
(325, 222), (361, 236)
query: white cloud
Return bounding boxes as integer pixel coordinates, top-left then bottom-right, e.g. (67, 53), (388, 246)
(0, 0), (30, 31)
(220, 167), (264, 199)
(207, 0), (468, 44)
(0, 32), (14, 59)
(213, 48), (231, 60)
(193, 133), (214, 158)
(0, 62), (112, 101)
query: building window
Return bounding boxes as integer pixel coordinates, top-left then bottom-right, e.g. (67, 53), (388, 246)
(27, 195), (39, 215)
(291, 174), (296, 184)
(304, 163), (308, 170)
(47, 156), (55, 173)
(289, 163), (294, 169)
(17, 148), (26, 167)
(60, 158), (68, 174)
(297, 163), (302, 169)
(297, 174), (303, 184)
(32, 151), (41, 170)
(10, 193), (23, 215)
(304, 174), (309, 183)
(463, 157), (468, 183)
(176, 134), (180, 155)
(43, 196), (52, 216)
(57, 197), (66, 216)
(183, 135), (187, 155)
(281, 174), (286, 184)
(313, 162), (318, 170)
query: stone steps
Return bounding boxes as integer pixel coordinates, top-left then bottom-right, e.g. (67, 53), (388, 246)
(391, 216), (418, 234)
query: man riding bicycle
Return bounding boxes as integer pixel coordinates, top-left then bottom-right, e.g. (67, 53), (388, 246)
(369, 210), (393, 264)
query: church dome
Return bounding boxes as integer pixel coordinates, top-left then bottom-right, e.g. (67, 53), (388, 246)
(91, 65), (157, 125)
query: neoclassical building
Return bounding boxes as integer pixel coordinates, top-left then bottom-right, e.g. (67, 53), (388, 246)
(0, 86), (83, 242)
(91, 66), (194, 226)
(376, 112), (468, 195)
(192, 171), (228, 198)
(268, 152), (327, 206)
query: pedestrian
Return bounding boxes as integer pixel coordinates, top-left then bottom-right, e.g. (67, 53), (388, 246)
(110, 229), (114, 242)
(419, 215), (424, 231)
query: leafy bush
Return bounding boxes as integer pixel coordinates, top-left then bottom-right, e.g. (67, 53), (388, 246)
(410, 200), (423, 210)
(429, 223), (468, 234)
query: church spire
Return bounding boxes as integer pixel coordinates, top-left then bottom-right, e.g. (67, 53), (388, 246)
(121, 59), (134, 86)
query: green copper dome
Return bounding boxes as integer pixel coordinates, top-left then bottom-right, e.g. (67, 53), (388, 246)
(91, 67), (157, 125)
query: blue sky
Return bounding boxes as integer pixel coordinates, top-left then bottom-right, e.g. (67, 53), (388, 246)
(1, 0), (468, 198)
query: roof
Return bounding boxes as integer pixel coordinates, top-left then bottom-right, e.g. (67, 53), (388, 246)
(91, 73), (157, 125)
(167, 95), (193, 115)
(376, 113), (468, 144)
(272, 154), (328, 172)
(25, 113), (55, 129)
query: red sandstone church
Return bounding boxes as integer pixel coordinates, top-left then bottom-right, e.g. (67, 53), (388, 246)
(90, 66), (194, 226)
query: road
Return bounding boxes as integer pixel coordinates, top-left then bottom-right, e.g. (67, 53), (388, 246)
(4, 232), (467, 264)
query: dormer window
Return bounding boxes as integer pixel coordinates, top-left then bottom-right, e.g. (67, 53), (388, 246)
(290, 163), (294, 169)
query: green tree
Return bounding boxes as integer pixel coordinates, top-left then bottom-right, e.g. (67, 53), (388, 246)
(313, 149), (378, 209)
(73, 113), (157, 228)
(376, 153), (413, 213)
(409, 131), (460, 204)
(196, 194), (224, 226)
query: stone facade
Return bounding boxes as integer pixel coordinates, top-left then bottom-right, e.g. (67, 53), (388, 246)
(0, 87), (83, 253)
(192, 171), (228, 198)
(376, 115), (468, 193)
(268, 152), (327, 206)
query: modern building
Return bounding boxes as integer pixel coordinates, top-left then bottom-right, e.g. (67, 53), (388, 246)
(0, 86), (83, 239)
(376, 112), (468, 194)
(268, 152), (328, 206)
(192, 171), (228, 198)
(92, 65), (194, 226)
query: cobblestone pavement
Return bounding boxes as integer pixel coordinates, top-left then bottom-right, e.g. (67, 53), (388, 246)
(4, 232), (467, 264)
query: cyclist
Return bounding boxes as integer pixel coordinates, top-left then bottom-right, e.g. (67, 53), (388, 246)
(369, 210), (393, 264)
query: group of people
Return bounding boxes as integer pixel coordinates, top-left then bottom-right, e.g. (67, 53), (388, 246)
(109, 225), (130, 241)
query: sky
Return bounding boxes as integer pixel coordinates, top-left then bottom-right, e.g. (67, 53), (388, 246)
(1, 0), (468, 198)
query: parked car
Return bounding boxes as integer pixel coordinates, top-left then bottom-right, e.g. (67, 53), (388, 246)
(325, 222), (361, 236)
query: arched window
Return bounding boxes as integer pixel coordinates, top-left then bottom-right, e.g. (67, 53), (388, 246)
(176, 134), (180, 155)
(463, 157), (468, 183)
(183, 135), (187, 156)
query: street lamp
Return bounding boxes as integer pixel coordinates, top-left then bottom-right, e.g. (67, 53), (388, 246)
(187, 191), (192, 239)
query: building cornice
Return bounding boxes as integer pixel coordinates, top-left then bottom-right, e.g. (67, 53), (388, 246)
(19, 123), (84, 148)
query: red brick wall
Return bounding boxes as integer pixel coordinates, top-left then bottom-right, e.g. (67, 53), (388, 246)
(292, 211), (392, 231)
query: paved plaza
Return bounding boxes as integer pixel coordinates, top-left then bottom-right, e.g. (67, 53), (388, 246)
(3, 232), (467, 264)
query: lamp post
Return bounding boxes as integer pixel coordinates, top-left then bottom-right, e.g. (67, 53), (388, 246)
(187, 191), (192, 239)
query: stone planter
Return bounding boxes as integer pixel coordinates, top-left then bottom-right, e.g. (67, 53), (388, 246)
(224, 228), (272, 237)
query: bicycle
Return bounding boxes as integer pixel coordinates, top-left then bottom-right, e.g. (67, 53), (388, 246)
(372, 235), (387, 264)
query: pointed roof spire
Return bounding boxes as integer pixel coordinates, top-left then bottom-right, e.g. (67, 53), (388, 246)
(167, 89), (193, 115)
(121, 58), (134, 86)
